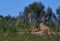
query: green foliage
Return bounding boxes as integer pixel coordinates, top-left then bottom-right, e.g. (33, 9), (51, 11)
(24, 2), (44, 16)
(0, 2), (60, 33)
(0, 2), (60, 41)
(56, 6), (60, 32)
(0, 33), (60, 41)
(56, 6), (60, 14)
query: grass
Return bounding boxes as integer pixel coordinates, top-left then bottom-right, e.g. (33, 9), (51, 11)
(0, 32), (60, 41)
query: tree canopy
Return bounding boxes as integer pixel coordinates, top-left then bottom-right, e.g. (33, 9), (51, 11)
(0, 2), (60, 32)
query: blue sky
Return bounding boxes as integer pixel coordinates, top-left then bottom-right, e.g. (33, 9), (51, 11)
(0, 0), (60, 17)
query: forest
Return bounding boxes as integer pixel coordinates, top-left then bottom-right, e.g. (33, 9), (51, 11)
(0, 2), (60, 41)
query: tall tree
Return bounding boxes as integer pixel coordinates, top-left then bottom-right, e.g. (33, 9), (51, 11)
(45, 7), (56, 30)
(24, 2), (44, 17)
(24, 2), (45, 29)
(56, 6), (60, 20)
(56, 6), (60, 32)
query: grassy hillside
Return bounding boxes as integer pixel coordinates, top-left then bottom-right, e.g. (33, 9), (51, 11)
(0, 32), (60, 41)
